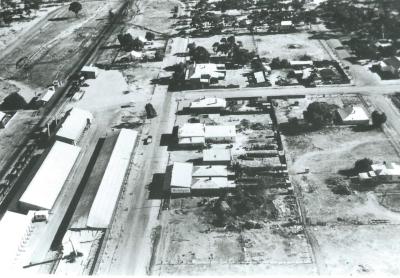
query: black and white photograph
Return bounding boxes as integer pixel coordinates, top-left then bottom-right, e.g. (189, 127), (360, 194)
(0, 0), (399, 276)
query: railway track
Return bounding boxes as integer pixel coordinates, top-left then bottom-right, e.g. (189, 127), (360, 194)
(0, 0), (132, 213)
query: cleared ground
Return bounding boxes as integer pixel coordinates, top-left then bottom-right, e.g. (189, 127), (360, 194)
(276, 94), (400, 274)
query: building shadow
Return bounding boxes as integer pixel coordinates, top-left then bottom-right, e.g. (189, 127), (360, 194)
(148, 173), (166, 200)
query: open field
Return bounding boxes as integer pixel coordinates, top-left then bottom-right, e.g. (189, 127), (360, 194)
(314, 224), (400, 275)
(277, 95), (400, 224)
(0, 0), (125, 89)
(254, 33), (332, 60)
(154, 196), (316, 275)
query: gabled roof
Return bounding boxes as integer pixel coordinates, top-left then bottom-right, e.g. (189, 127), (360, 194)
(189, 97), (226, 109)
(192, 165), (229, 177)
(204, 125), (236, 138)
(191, 177), (235, 190)
(337, 106), (369, 122)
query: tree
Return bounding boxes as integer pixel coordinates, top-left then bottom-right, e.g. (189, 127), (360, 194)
(354, 158), (373, 173)
(69, 2), (82, 17)
(0, 93), (27, 110)
(190, 46), (210, 63)
(117, 34), (143, 51)
(231, 46), (255, 65)
(145, 31), (155, 41)
(372, 110), (387, 127)
(304, 101), (337, 129)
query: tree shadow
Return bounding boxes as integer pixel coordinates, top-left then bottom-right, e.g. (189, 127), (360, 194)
(112, 122), (143, 129)
(338, 168), (357, 177)
(351, 125), (374, 132)
(48, 17), (73, 21)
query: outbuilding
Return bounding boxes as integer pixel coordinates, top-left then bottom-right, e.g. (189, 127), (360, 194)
(337, 105), (369, 125)
(56, 108), (94, 145)
(19, 141), (81, 211)
(81, 65), (99, 79)
(205, 125), (236, 143)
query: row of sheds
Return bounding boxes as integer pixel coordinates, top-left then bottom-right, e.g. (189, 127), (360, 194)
(19, 108), (94, 211)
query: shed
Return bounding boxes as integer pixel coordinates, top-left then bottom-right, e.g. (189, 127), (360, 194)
(337, 106), (369, 125)
(203, 148), (231, 165)
(204, 125), (236, 143)
(19, 141), (81, 211)
(86, 129), (138, 228)
(0, 211), (34, 269)
(56, 108), (94, 145)
(81, 65), (99, 79)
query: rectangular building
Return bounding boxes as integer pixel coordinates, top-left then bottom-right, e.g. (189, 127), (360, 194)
(56, 108), (93, 145)
(19, 141), (81, 211)
(170, 162), (193, 194)
(86, 129), (138, 229)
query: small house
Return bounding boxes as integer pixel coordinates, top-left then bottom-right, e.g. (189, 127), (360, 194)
(337, 105), (369, 126)
(81, 65), (99, 79)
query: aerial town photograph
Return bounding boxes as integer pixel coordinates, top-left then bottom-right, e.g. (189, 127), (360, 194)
(0, 0), (400, 276)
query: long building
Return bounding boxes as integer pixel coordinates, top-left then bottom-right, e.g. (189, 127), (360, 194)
(0, 211), (34, 269)
(19, 141), (81, 211)
(86, 129), (138, 229)
(56, 108), (94, 145)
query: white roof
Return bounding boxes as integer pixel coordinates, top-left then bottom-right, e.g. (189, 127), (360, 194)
(56, 108), (93, 143)
(203, 148), (231, 162)
(41, 89), (55, 102)
(171, 162), (193, 188)
(178, 137), (205, 145)
(371, 162), (400, 176)
(81, 65), (98, 73)
(87, 129), (138, 228)
(192, 165), (229, 177)
(189, 97), (226, 109)
(178, 123), (205, 138)
(338, 106), (369, 122)
(290, 60), (313, 66)
(0, 211), (33, 269)
(0, 111), (6, 121)
(20, 141), (81, 210)
(281, 20), (293, 26)
(130, 50), (143, 58)
(205, 125), (236, 138)
(187, 63), (225, 80)
(191, 177), (235, 190)
(254, 71), (266, 83)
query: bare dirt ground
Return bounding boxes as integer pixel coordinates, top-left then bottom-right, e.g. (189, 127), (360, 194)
(0, 0), (125, 90)
(153, 196), (316, 275)
(0, 111), (40, 173)
(254, 33), (332, 60)
(275, 94), (400, 274)
(313, 224), (400, 275)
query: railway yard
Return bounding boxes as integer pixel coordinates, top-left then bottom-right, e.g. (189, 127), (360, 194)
(1, 0), (400, 276)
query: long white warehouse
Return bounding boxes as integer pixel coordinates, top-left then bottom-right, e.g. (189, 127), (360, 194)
(0, 211), (34, 269)
(56, 108), (93, 145)
(19, 141), (81, 211)
(86, 129), (138, 229)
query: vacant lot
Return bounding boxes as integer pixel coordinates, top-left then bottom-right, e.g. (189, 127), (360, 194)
(153, 196), (315, 275)
(277, 95), (400, 225)
(254, 33), (332, 60)
(314, 224), (400, 275)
